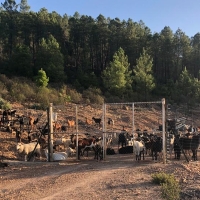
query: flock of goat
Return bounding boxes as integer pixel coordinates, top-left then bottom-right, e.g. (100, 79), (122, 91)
(1, 108), (200, 163)
(0, 109), (114, 162)
(117, 126), (200, 162)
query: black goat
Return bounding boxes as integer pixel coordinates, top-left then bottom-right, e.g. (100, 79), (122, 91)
(108, 118), (114, 126)
(92, 117), (101, 128)
(151, 136), (162, 161)
(174, 134), (200, 161)
(16, 129), (22, 142)
(2, 109), (17, 123)
(93, 138), (103, 161)
(118, 132), (127, 150)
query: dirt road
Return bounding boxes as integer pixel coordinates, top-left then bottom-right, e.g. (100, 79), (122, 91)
(1, 154), (200, 200)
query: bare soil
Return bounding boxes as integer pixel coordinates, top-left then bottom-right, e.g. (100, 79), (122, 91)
(0, 103), (200, 200)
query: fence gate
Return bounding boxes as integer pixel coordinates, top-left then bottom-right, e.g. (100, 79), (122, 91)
(103, 99), (166, 163)
(48, 103), (103, 161)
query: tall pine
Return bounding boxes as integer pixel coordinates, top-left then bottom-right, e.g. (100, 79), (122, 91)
(133, 48), (155, 101)
(102, 47), (132, 96)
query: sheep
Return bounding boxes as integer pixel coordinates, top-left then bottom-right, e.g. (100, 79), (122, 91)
(44, 148), (68, 161)
(16, 142), (41, 161)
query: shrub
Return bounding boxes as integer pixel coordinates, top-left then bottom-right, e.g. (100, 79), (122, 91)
(151, 172), (180, 200)
(35, 87), (50, 109)
(83, 87), (104, 105)
(0, 97), (11, 109)
(68, 89), (82, 104)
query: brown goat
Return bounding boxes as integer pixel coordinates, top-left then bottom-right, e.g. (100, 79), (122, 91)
(29, 116), (39, 131)
(67, 119), (75, 130)
(53, 122), (62, 132)
(85, 117), (93, 125)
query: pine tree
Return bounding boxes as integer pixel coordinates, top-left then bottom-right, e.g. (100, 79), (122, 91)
(1, 0), (18, 12)
(133, 48), (155, 101)
(35, 68), (49, 88)
(175, 67), (200, 105)
(19, 0), (30, 13)
(102, 47), (132, 96)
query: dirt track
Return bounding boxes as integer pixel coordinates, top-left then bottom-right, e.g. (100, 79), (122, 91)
(1, 153), (200, 200)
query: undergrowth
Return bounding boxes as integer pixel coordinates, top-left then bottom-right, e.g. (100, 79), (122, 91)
(151, 172), (180, 200)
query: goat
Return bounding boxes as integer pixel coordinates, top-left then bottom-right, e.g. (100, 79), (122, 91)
(151, 136), (163, 161)
(168, 134), (175, 159)
(92, 117), (101, 128)
(29, 116), (39, 131)
(82, 137), (97, 157)
(85, 117), (93, 126)
(61, 125), (67, 132)
(70, 134), (96, 159)
(16, 129), (22, 142)
(54, 137), (72, 149)
(108, 118), (114, 128)
(106, 134), (113, 148)
(67, 119), (75, 130)
(2, 109), (16, 123)
(18, 116), (30, 131)
(174, 134), (200, 161)
(53, 121), (62, 132)
(93, 137), (103, 161)
(133, 140), (145, 161)
(66, 147), (76, 156)
(28, 131), (40, 143)
(118, 131), (127, 150)
(16, 142), (41, 161)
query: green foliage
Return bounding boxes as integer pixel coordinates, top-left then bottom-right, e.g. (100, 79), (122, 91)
(102, 47), (132, 96)
(175, 67), (200, 105)
(67, 88), (82, 104)
(1, 0), (18, 12)
(152, 172), (180, 200)
(9, 45), (33, 78)
(133, 48), (155, 101)
(35, 35), (65, 83)
(1, 6), (200, 104)
(59, 85), (71, 103)
(0, 97), (11, 109)
(76, 69), (99, 89)
(19, 0), (30, 13)
(9, 81), (36, 102)
(35, 68), (49, 88)
(35, 87), (50, 109)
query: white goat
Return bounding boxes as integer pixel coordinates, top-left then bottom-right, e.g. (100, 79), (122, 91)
(44, 148), (68, 161)
(66, 147), (76, 156)
(16, 142), (41, 161)
(133, 140), (145, 161)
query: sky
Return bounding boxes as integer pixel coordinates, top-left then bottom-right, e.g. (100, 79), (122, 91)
(9, 0), (200, 38)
